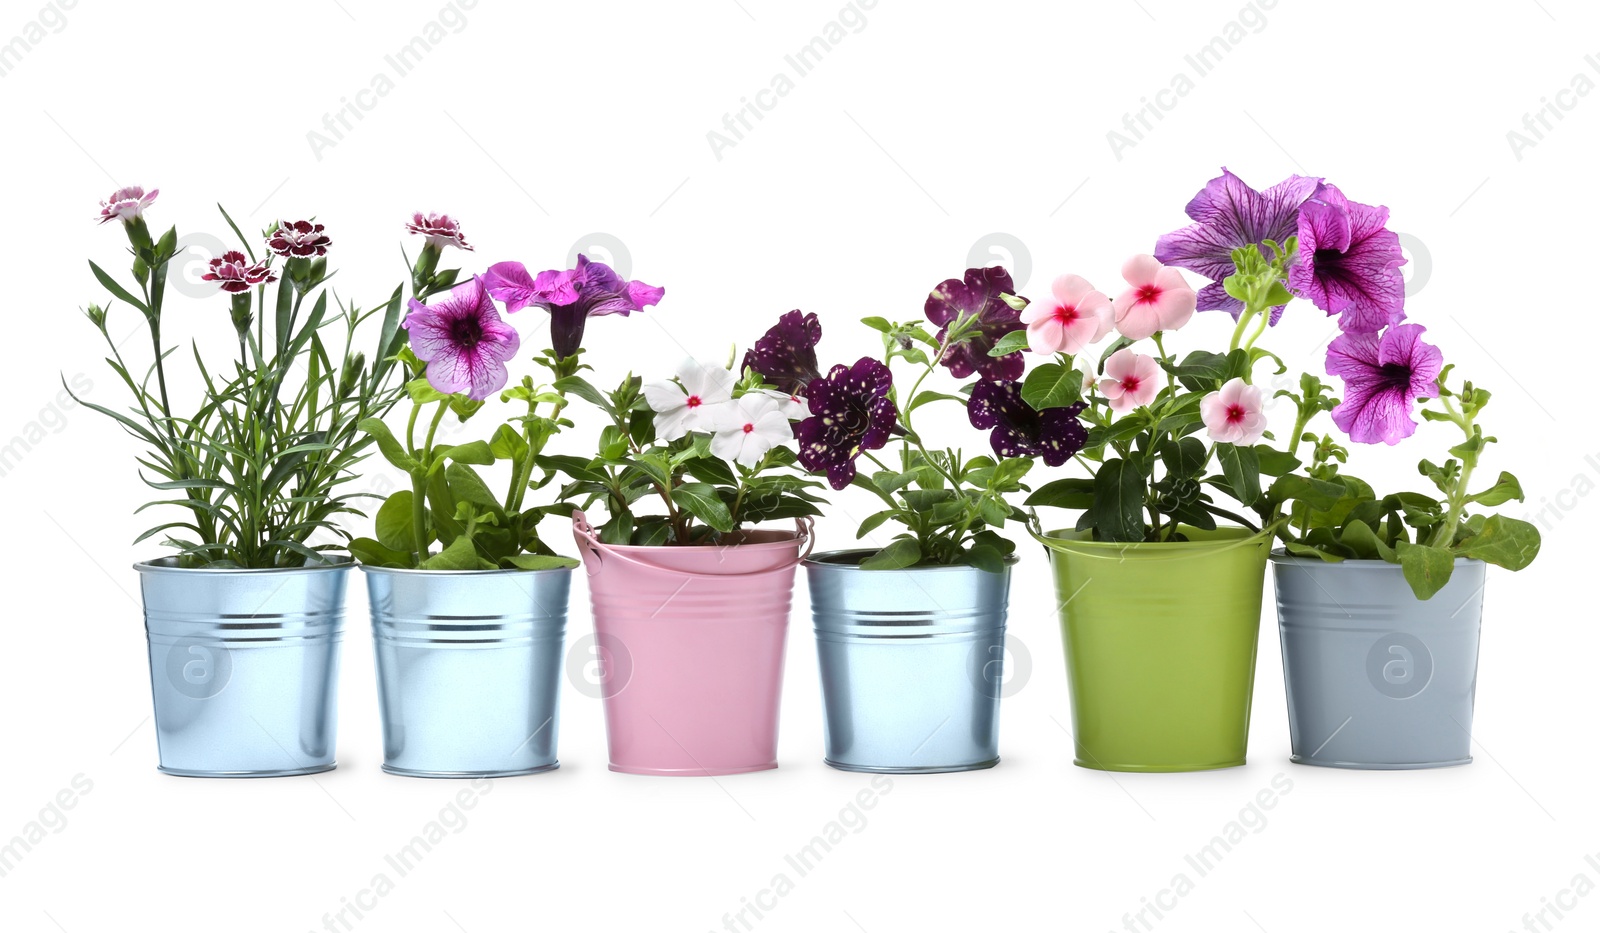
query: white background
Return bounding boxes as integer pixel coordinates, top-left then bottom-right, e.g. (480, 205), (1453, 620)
(1, 0), (1594, 931)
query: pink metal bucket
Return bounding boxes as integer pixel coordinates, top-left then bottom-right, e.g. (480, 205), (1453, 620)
(572, 512), (813, 776)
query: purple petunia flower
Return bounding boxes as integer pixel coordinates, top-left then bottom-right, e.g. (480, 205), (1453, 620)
(1289, 183), (1407, 334)
(1325, 323), (1442, 446)
(97, 186), (158, 225)
(795, 358), (897, 490)
(201, 250), (277, 293)
(484, 254), (663, 359)
(1153, 168), (1320, 323)
(406, 212), (472, 251)
(267, 219), (332, 259)
(403, 276), (521, 400)
(924, 266), (1028, 381)
(968, 380), (1087, 467)
(743, 310), (821, 395)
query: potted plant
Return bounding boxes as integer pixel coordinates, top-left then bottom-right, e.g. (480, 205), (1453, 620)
(77, 188), (422, 776)
(551, 307), (826, 777)
(1182, 184), (1543, 768)
(345, 242), (621, 778)
(767, 274), (1037, 774)
(1018, 172), (1337, 772)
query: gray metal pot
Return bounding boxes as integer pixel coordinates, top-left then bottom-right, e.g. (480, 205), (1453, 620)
(364, 566), (570, 778)
(1272, 552), (1486, 769)
(136, 557), (349, 777)
(805, 551), (1013, 773)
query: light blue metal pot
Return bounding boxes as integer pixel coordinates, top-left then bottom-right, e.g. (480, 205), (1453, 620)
(1273, 553), (1486, 769)
(137, 557), (349, 777)
(363, 566), (570, 778)
(805, 551), (1013, 773)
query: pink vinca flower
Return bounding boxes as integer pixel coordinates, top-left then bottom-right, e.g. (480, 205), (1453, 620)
(1098, 347), (1162, 413)
(97, 186), (158, 224)
(711, 394), (794, 467)
(643, 359), (736, 442)
(1200, 377), (1268, 445)
(1111, 255), (1197, 340)
(1020, 274), (1113, 355)
(267, 219), (332, 259)
(403, 276), (520, 400)
(406, 212), (472, 251)
(201, 251), (277, 293)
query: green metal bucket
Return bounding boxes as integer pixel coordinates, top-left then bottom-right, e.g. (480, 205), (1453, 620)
(1038, 525), (1271, 772)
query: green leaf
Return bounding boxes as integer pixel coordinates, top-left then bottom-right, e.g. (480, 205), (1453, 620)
(1284, 542), (1345, 562)
(1026, 477), (1094, 510)
(1216, 443), (1262, 506)
(348, 536), (413, 568)
(672, 483), (735, 532)
(859, 537), (922, 570)
(88, 260), (149, 313)
(856, 509), (898, 539)
(1088, 458), (1147, 542)
(358, 418), (419, 471)
(1459, 515), (1541, 571)
(375, 490), (419, 552)
(502, 554), (580, 571)
(1021, 362), (1082, 410)
(1468, 471), (1525, 507)
(908, 390), (966, 413)
(421, 534), (482, 570)
(554, 376), (615, 415)
(1255, 446), (1301, 477)
(1338, 520), (1391, 561)
(445, 462), (501, 513)
(988, 329), (1032, 357)
(861, 316), (893, 333)
(1159, 436), (1207, 478)
(489, 424), (529, 461)
(441, 439), (494, 465)
(1161, 350), (1231, 384)
(1395, 541), (1457, 600)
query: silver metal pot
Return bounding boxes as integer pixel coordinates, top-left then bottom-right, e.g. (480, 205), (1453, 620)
(136, 557), (349, 777)
(364, 566), (570, 778)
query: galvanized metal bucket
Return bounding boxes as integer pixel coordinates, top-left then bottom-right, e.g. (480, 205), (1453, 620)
(573, 512), (812, 776)
(363, 566), (571, 778)
(1272, 553), (1486, 769)
(136, 557), (349, 777)
(805, 551), (1013, 773)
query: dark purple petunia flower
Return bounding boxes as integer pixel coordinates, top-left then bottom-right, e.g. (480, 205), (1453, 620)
(1325, 323), (1442, 446)
(267, 219), (332, 259)
(484, 254), (663, 359)
(967, 380), (1088, 466)
(1153, 168), (1320, 323)
(924, 266), (1028, 381)
(795, 358), (897, 490)
(201, 250), (277, 293)
(404, 276), (521, 400)
(743, 310), (821, 395)
(1289, 183), (1407, 334)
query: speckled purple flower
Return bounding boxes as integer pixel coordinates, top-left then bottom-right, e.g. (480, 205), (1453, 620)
(968, 380), (1087, 466)
(404, 276), (521, 400)
(924, 266), (1028, 381)
(743, 310), (821, 395)
(267, 219), (332, 259)
(795, 358), (897, 490)
(1153, 168), (1320, 323)
(1325, 323), (1442, 445)
(1289, 183), (1407, 334)
(201, 251), (277, 293)
(484, 254), (663, 359)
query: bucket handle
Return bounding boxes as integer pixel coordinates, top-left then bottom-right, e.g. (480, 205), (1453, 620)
(572, 511), (814, 578)
(1029, 519), (1283, 562)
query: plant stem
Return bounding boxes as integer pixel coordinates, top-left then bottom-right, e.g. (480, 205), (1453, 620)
(1429, 406), (1478, 548)
(410, 470), (430, 562)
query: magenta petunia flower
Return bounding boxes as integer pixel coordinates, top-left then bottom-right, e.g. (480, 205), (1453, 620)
(1289, 183), (1407, 334)
(201, 250), (277, 293)
(743, 310), (821, 395)
(968, 380), (1087, 467)
(795, 358), (897, 490)
(924, 266), (1028, 381)
(267, 219), (332, 259)
(97, 186), (158, 224)
(1153, 169), (1320, 322)
(1325, 323), (1443, 446)
(403, 276), (521, 400)
(406, 212), (472, 251)
(484, 254), (663, 359)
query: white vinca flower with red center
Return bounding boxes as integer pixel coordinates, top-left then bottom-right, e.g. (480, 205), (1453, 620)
(643, 359), (736, 442)
(711, 394), (793, 467)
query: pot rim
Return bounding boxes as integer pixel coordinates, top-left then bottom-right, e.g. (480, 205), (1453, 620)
(359, 562), (576, 577)
(1038, 524), (1267, 552)
(133, 554), (353, 575)
(592, 527), (804, 553)
(803, 547), (1019, 570)
(1268, 548), (1484, 568)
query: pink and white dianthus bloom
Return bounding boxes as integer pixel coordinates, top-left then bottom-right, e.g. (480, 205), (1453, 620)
(711, 394), (794, 467)
(97, 186), (158, 225)
(406, 212), (472, 251)
(644, 359), (736, 442)
(1200, 377), (1268, 445)
(1111, 254), (1197, 341)
(1098, 347), (1162, 413)
(1020, 274), (1113, 355)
